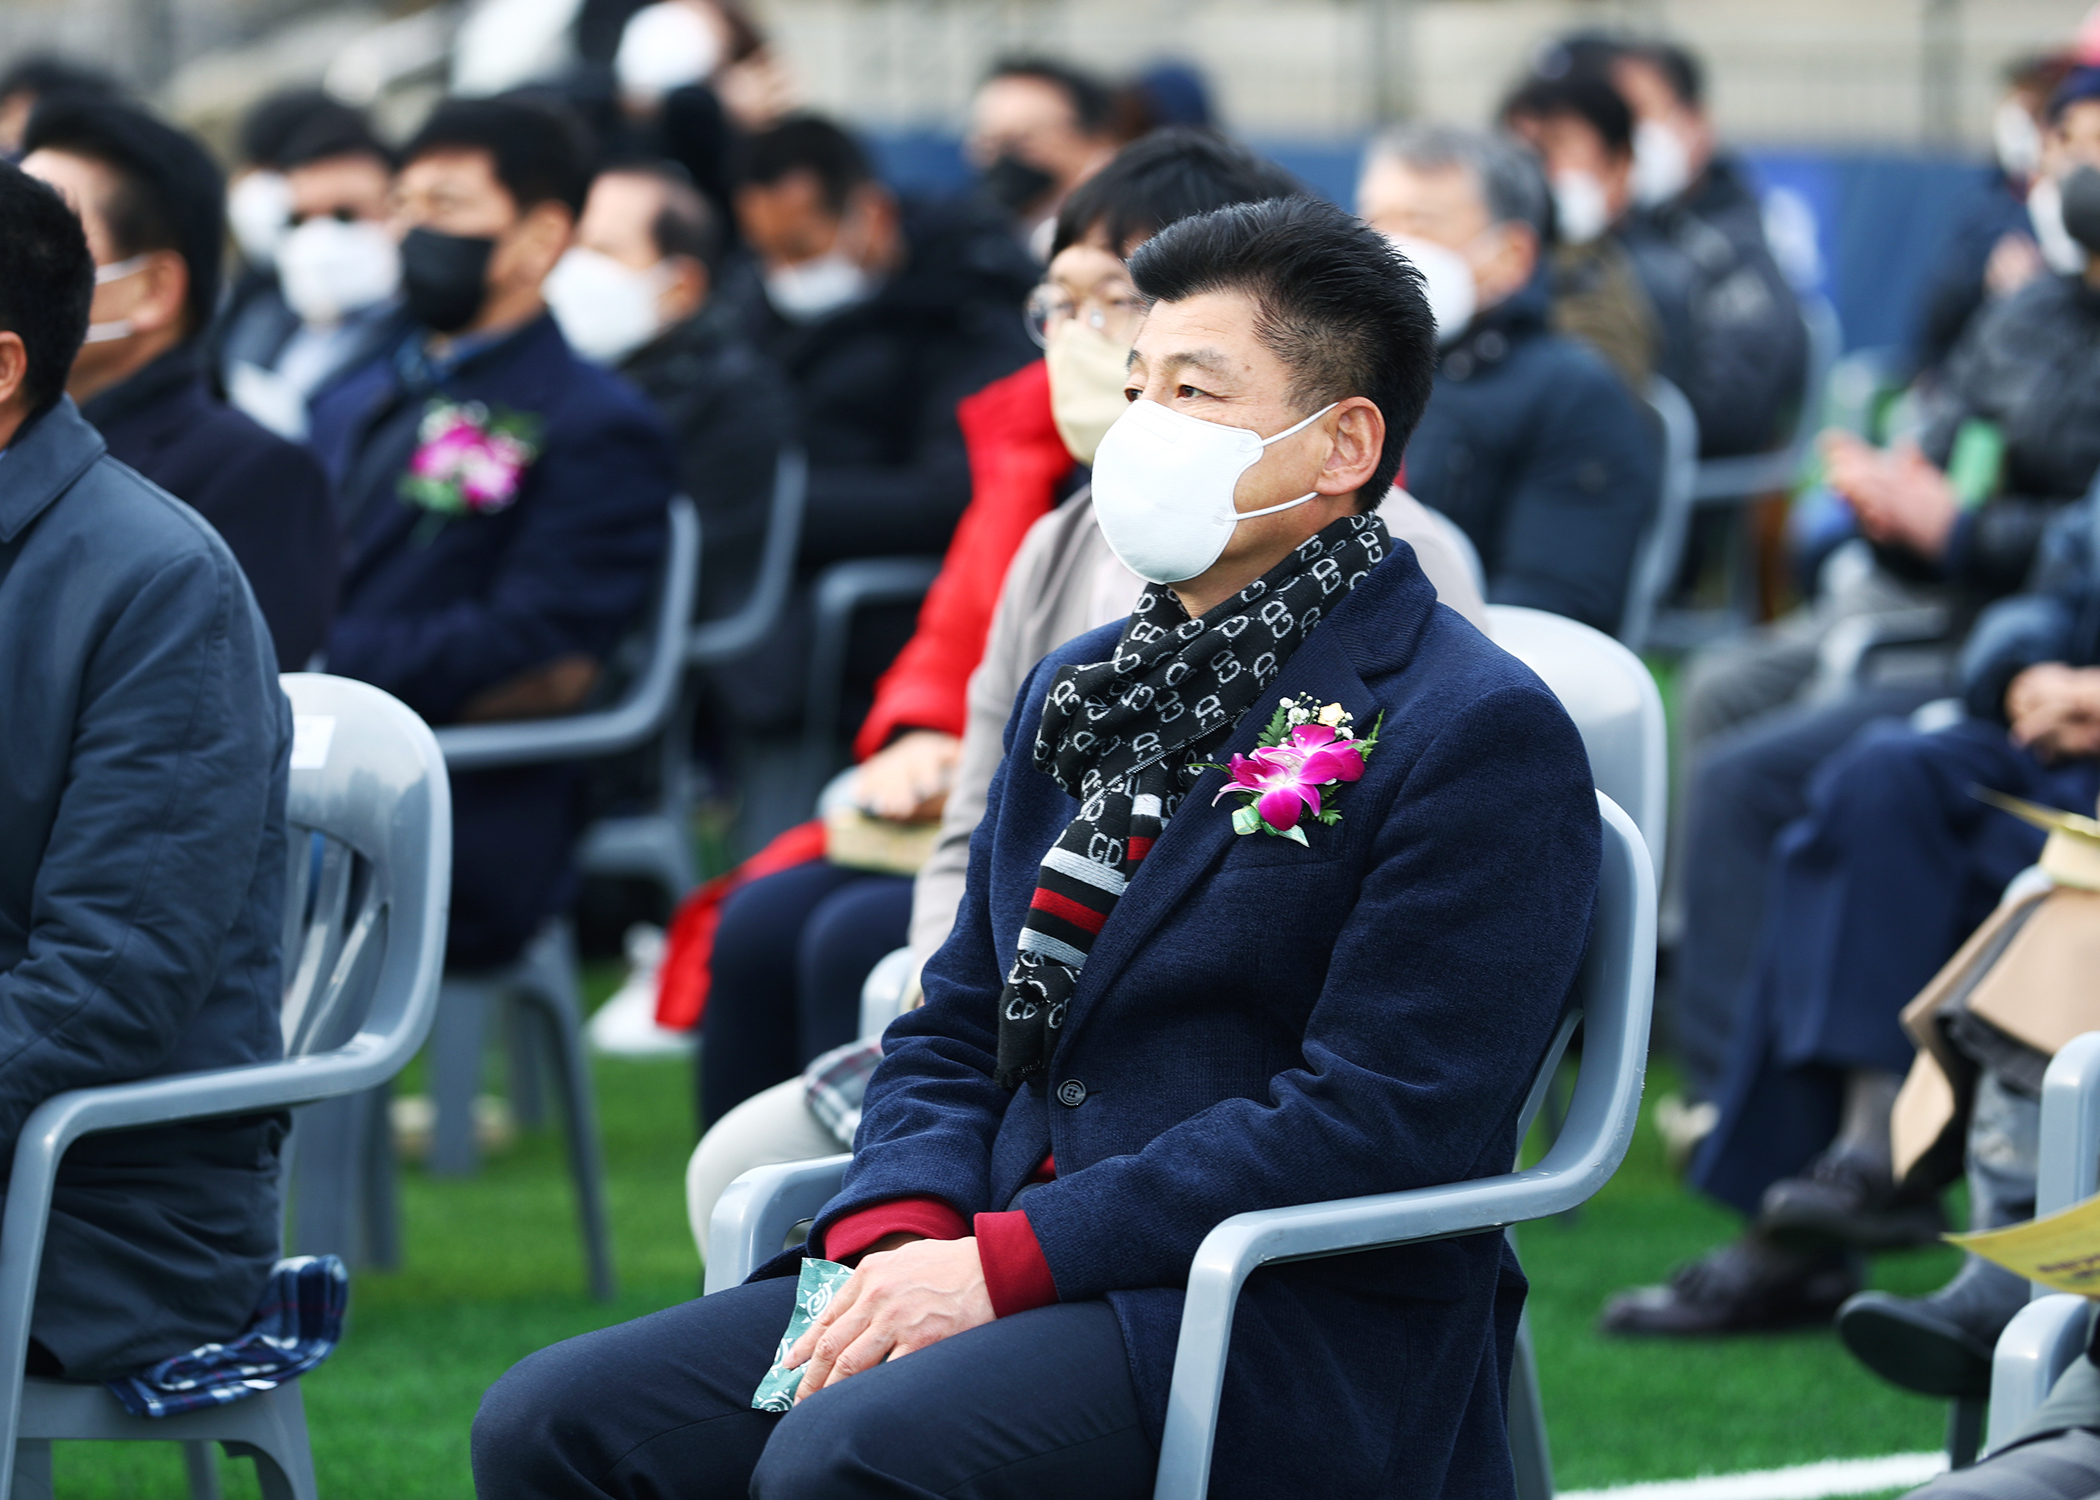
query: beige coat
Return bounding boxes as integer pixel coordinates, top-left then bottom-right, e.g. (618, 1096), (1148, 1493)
(905, 489), (1491, 956)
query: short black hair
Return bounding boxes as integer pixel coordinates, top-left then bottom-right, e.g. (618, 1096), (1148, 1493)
(1631, 41), (1704, 109)
(0, 55), (120, 111)
(404, 96), (593, 216)
(277, 102), (394, 173)
(0, 160), (94, 417)
(238, 89), (353, 169)
(1051, 127), (1301, 258)
(1501, 72), (1635, 157)
(603, 160), (724, 275)
(738, 114), (872, 217)
(986, 55), (1115, 137)
(22, 97), (225, 340)
(1128, 196), (1436, 505)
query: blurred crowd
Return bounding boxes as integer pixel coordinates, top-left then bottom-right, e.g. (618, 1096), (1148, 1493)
(8, 0), (2100, 1473)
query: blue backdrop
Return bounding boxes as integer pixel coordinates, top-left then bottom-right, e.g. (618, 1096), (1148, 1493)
(867, 130), (2001, 362)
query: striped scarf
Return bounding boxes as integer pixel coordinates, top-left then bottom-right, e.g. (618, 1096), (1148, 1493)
(992, 512), (1390, 1088)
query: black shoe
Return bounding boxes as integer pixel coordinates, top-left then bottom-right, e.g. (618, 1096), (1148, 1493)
(1600, 1239), (1859, 1337)
(1837, 1255), (2032, 1398)
(1758, 1149), (1947, 1252)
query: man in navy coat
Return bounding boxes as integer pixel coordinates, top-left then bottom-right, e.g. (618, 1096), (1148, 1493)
(20, 96), (338, 671)
(0, 162), (291, 1379)
(310, 98), (675, 969)
(473, 197), (1599, 1499)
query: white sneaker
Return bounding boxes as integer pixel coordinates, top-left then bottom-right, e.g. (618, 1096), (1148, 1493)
(587, 924), (693, 1057)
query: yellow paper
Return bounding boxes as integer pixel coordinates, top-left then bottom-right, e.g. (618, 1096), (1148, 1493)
(1950, 1192), (2100, 1296)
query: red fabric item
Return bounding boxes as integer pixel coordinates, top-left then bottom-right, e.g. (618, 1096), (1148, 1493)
(653, 820), (828, 1029)
(851, 360), (1073, 759)
(974, 1210), (1058, 1317)
(819, 1197), (969, 1264)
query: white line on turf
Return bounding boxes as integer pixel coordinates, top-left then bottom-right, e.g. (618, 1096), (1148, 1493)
(1559, 1451), (1950, 1500)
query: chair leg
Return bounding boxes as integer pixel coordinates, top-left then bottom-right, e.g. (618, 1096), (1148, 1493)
(1508, 1309), (1556, 1500)
(505, 997), (549, 1130)
(10, 1439), (51, 1500)
(184, 1440), (223, 1499)
(362, 1079), (402, 1270)
(289, 1093), (366, 1265)
(514, 931), (617, 1302)
(1948, 1395), (1985, 1470)
(430, 976), (496, 1176)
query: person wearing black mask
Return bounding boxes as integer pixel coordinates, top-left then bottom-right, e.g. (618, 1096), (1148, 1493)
(19, 98), (338, 670)
(965, 56), (1121, 259)
(308, 96), (676, 971)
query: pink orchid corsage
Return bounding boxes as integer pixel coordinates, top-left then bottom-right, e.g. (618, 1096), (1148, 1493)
(398, 399), (542, 524)
(1206, 695), (1381, 846)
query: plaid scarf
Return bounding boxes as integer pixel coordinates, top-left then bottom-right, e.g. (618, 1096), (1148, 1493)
(107, 1255), (348, 1419)
(993, 512), (1390, 1088)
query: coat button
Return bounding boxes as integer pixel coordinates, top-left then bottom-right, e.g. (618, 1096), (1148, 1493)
(1056, 1078), (1088, 1108)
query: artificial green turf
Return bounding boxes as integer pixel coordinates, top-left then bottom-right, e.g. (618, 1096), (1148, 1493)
(40, 1007), (1962, 1495)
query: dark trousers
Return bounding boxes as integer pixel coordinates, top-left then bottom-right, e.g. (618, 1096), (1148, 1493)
(698, 862), (911, 1128)
(448, 765), (587, 971)
(1672, 687), (1935, 1102)
(471, 1276), (1155, 1499)
(1692, 717), (2100, 1215)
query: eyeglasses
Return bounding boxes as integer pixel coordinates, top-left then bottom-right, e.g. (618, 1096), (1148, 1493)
(1024, 282), (1146, 348)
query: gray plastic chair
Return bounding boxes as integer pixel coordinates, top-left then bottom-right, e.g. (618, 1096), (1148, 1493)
(707, 795), (1654, 1500)
(1486, 604), (1669, 869)
(580, 451), (810, 902)
(414, 496), (699, 1304)
(1620, 377), (1699, 654)
(0, 673), (450, 1500)
(1986, 1029), (2100, 1453)
(1689, 293), (1842, 507)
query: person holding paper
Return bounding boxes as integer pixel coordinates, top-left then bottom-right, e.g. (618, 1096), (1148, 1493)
(472, 194), (1599, 1500)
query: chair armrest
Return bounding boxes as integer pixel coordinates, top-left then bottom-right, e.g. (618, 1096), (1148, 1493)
(1807, 605), (1952, 702)
(705, 1154), (852, 1293)
(2038, 1033), (2100, 1217)
(1692, 451), (1797, 504)
(1988, 1294), (2094, 1453)
(858, 947), (917, 1041)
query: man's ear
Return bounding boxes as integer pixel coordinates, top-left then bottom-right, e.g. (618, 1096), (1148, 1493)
(847, 182), (902, 273)
(0, 331), (29, 414)
(509, 200), (575, 286)
(129, 251), (191, 338)
(661, 253), (708, 323)
(1318, 397), (1386, 499)
(1476, 221), (1539, 306)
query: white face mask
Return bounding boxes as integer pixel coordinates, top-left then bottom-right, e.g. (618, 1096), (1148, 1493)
(1089, 398), (1337, 585)
(1551, 169), (1611, 245)
(1631, 118), (1693, 207)
(82, 253), (155, 345)
(277, 217), (401, 326)
(2030, 174), (2089, 275)
(764, 250), (874, 323)
(1995, 98), (2043, 182)
(1382, 233), (1477, 347)
(228, 170), (292, 268)
(1044, 319), (1131, 466)
(545, 246), (672, 364)
(614, 0), (724, 104)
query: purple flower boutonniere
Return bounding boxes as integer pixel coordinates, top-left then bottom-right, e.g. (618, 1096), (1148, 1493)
(1204, 695), (1382, 846)
(399, 400), (542, 530)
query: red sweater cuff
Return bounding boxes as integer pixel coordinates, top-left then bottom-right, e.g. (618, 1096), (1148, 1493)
(820, 1197), (967, 1264)
(974, 1210), (1057, 1317)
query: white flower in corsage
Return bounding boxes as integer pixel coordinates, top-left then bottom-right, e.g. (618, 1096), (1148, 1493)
(1202, 695), (1383, 846)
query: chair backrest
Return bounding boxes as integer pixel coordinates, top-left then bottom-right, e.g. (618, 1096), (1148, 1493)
(434, 495), (700, 771)
(1421, 504), (1487, 601)
(2038, 1029), (2100, 1220)
(1485, 604), (1667, 864)
(279, 674), (452, 1068)
(1690, 292), (1844, 505)
(690, 447), (808, 665)
(1621, 377), (1699, 653)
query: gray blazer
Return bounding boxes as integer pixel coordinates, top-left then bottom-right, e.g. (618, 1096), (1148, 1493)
(0, 399), (290, 1377)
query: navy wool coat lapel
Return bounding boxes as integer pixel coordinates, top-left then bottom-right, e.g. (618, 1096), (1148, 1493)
(798, 538), (1602, 1500)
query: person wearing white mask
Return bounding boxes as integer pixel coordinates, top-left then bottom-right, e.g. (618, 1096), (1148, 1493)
(1554, 36), (1808, 461)
(215, 107), (408, 441)
(1359, 122), (1659, 635)
(551, 161), (791, 637)
(1501, 70), (1660, 393)
(19, 96), (338, 671)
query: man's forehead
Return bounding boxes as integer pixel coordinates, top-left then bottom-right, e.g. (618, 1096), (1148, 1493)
(1127, 292), (1264, 371)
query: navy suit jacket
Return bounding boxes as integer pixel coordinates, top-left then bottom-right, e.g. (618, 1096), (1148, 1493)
(802, 543), (1601, 1499)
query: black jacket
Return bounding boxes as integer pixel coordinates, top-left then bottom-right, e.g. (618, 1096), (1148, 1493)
(81, 349), (338, 670)
(1619, 155), (1809, 459)
(1961, 483), (2100, 722)
(1905, 272), (2100, 602)
(619, 305), (794, 623)
(0, 399), (290, 1377)
(720, 196), (1037, 568)
(1402, 275), (1662, 634)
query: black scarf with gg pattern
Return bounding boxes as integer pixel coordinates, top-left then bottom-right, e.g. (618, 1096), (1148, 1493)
(992, 511), (1391, 1088)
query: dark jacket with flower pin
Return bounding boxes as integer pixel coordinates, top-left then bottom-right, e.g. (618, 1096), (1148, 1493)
(783, 546), (1601, 1500)
(308, 314), (676, 967)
